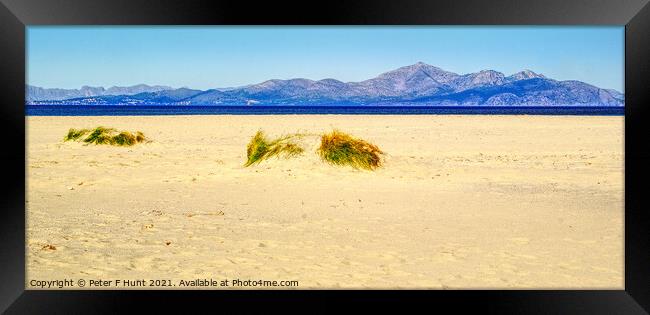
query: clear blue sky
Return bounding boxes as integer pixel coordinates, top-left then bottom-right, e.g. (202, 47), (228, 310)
(27, 26), (624, 92)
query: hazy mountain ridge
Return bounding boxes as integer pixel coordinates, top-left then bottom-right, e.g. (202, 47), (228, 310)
(26, 84), (173, 102)
(27, 63), (624, 106)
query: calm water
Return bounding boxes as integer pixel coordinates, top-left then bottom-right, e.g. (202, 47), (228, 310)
(25, 105), (625, 116)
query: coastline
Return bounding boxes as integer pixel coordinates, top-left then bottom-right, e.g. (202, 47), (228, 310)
(26, 114), (624, 289)
(25, 105), (625, 116)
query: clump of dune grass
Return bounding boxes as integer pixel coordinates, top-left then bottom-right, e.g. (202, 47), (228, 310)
(63, 126), (147, 146)
(83, 126), (117, 145)
(64, 128), (90, 141)
(318, 130), (384, 170)
(244, 130), (304, 166)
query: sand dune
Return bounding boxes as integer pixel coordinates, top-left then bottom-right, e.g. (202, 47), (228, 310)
(26, 115), (623, 289)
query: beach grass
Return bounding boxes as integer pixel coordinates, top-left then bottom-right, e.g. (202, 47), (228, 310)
(64, 126), (147, 146)
(244, 130), (304, 166)
(64, 128), (90, 141)
(318, 130), (384, 170)
(84, 127), (117, 145)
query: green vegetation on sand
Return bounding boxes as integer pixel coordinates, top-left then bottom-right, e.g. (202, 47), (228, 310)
(64, 127), (147, 146)
(64, 128), (90, 141)
(318, 130), (384, 170)
(244, 130), (304, 166)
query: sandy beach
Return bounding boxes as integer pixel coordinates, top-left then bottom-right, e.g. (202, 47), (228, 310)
(26, 114), (623, 289)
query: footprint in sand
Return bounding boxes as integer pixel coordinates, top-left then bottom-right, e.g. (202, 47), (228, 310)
(184, 210), (224, 218)
(41, 244), (57, 251)
(140, 209), (164, 216)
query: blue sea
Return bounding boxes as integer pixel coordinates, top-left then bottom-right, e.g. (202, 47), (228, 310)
(25, 105), (624, 116)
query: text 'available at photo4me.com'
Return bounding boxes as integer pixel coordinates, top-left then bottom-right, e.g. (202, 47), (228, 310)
(29, 278), (300, 289)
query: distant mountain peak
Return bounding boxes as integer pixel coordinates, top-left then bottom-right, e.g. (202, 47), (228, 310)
(509, 69), (546, 80)
(395, 62), (446, 73)
(373, 62), (460, 86)
(474, 69), (505, 78)
(318, 78), (343, 84)
(451, 69), (506, 91)
(80, 85), (104, 90)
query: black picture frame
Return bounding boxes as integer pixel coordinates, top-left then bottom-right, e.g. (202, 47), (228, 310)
(1, 0), (649, 313)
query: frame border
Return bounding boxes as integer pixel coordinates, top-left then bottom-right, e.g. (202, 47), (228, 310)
(1, 0), (649, 312)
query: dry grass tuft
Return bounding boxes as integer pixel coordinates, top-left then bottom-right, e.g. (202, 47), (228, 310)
(318, 130), (384, 170)
(244, 130), (304, 166)
(63, 126), (147, 146)
(64, 128), (90, 141)
(83, 126), (117, 145)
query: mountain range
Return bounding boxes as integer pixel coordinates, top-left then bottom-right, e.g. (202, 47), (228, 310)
(26, 62), (624, 106)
